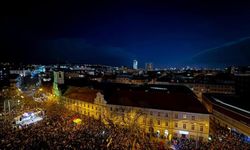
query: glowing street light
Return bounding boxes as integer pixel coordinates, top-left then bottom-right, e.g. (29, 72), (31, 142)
(39, 88), (43, 91)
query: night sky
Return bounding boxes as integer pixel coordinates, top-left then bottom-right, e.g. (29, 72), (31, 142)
(1, 1), (250, 68)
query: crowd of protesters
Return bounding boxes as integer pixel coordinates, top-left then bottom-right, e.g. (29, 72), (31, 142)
(171, 125), (250, 150)
(1, 100), (250, 150)
(0, 104), (156, 150)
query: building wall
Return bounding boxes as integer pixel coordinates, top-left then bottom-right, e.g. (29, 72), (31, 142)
(60, 94), (210, 141)
(185, 83), (235, 102)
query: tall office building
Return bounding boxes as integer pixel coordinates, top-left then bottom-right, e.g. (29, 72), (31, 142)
(133, 60), (138, 70)
(145, 63), (153, 71)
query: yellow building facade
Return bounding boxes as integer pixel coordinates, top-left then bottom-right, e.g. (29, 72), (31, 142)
(61, 92), (210, 141)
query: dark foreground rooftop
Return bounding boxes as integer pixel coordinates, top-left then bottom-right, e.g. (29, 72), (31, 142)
(107, 84), (208, 114)
(64, 83), (208, 114)
(204, 93), (250, 115)
(203, 93), (250, 125)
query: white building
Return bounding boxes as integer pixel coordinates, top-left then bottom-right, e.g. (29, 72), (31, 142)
(133, 60), (138, 70)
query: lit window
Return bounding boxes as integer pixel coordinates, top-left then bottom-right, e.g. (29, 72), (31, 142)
(200, 126), (203, 132)
(175, 114), (178, 119)
(191, 125), (195, 130)
(183, 114), (187, 119)
(150, 119), (153, 124)
(165, 113), (168, 117)
(175, 122), (178, 128)
(191, 116), (195, 120)
(183, 124), (186, 129)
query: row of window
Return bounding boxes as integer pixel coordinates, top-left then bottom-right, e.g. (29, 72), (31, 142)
(65, 99), (101, 111)
(66, 99), (198, 120)
(67, 100), (198, 122)
(110, 107), (196, 120)
(66, 100), (204, 132)
(145, 119), (203, 131)
(174, 122), (203, 131)
(174, 114), (195, 120)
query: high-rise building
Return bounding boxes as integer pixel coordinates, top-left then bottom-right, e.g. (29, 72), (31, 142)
(145, 63), (153, 71)
(133, 60), (138, 70)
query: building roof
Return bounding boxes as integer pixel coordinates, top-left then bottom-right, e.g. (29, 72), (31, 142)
(62, 83), (208, 114)
(63, 86), (99, 103)
(103, 84), (208, 114)
(203, 93), (250, 125)
(204, 93), (250, 113)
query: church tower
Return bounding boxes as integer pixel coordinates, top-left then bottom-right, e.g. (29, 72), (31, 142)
(53, 70), (64, 96)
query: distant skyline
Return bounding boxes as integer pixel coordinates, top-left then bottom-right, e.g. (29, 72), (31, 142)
(1, 1), (250, 68)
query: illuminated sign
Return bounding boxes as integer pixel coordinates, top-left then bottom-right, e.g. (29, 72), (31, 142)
(179, 130), (189, 135)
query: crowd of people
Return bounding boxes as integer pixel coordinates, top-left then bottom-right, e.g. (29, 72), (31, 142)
(171, 125), (250, 150)
(0, 104), (157, 150)
(1, 98), (249, 149)
(206, 125), (250, 150)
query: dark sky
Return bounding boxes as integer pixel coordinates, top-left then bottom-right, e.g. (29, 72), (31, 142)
(1, 0), (250, 68)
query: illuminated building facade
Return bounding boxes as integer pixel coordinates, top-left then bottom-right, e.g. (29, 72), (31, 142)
(60, 85), (210, 141)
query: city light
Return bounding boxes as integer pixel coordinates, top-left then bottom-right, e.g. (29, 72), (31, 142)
(1, 1), (250, 148)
